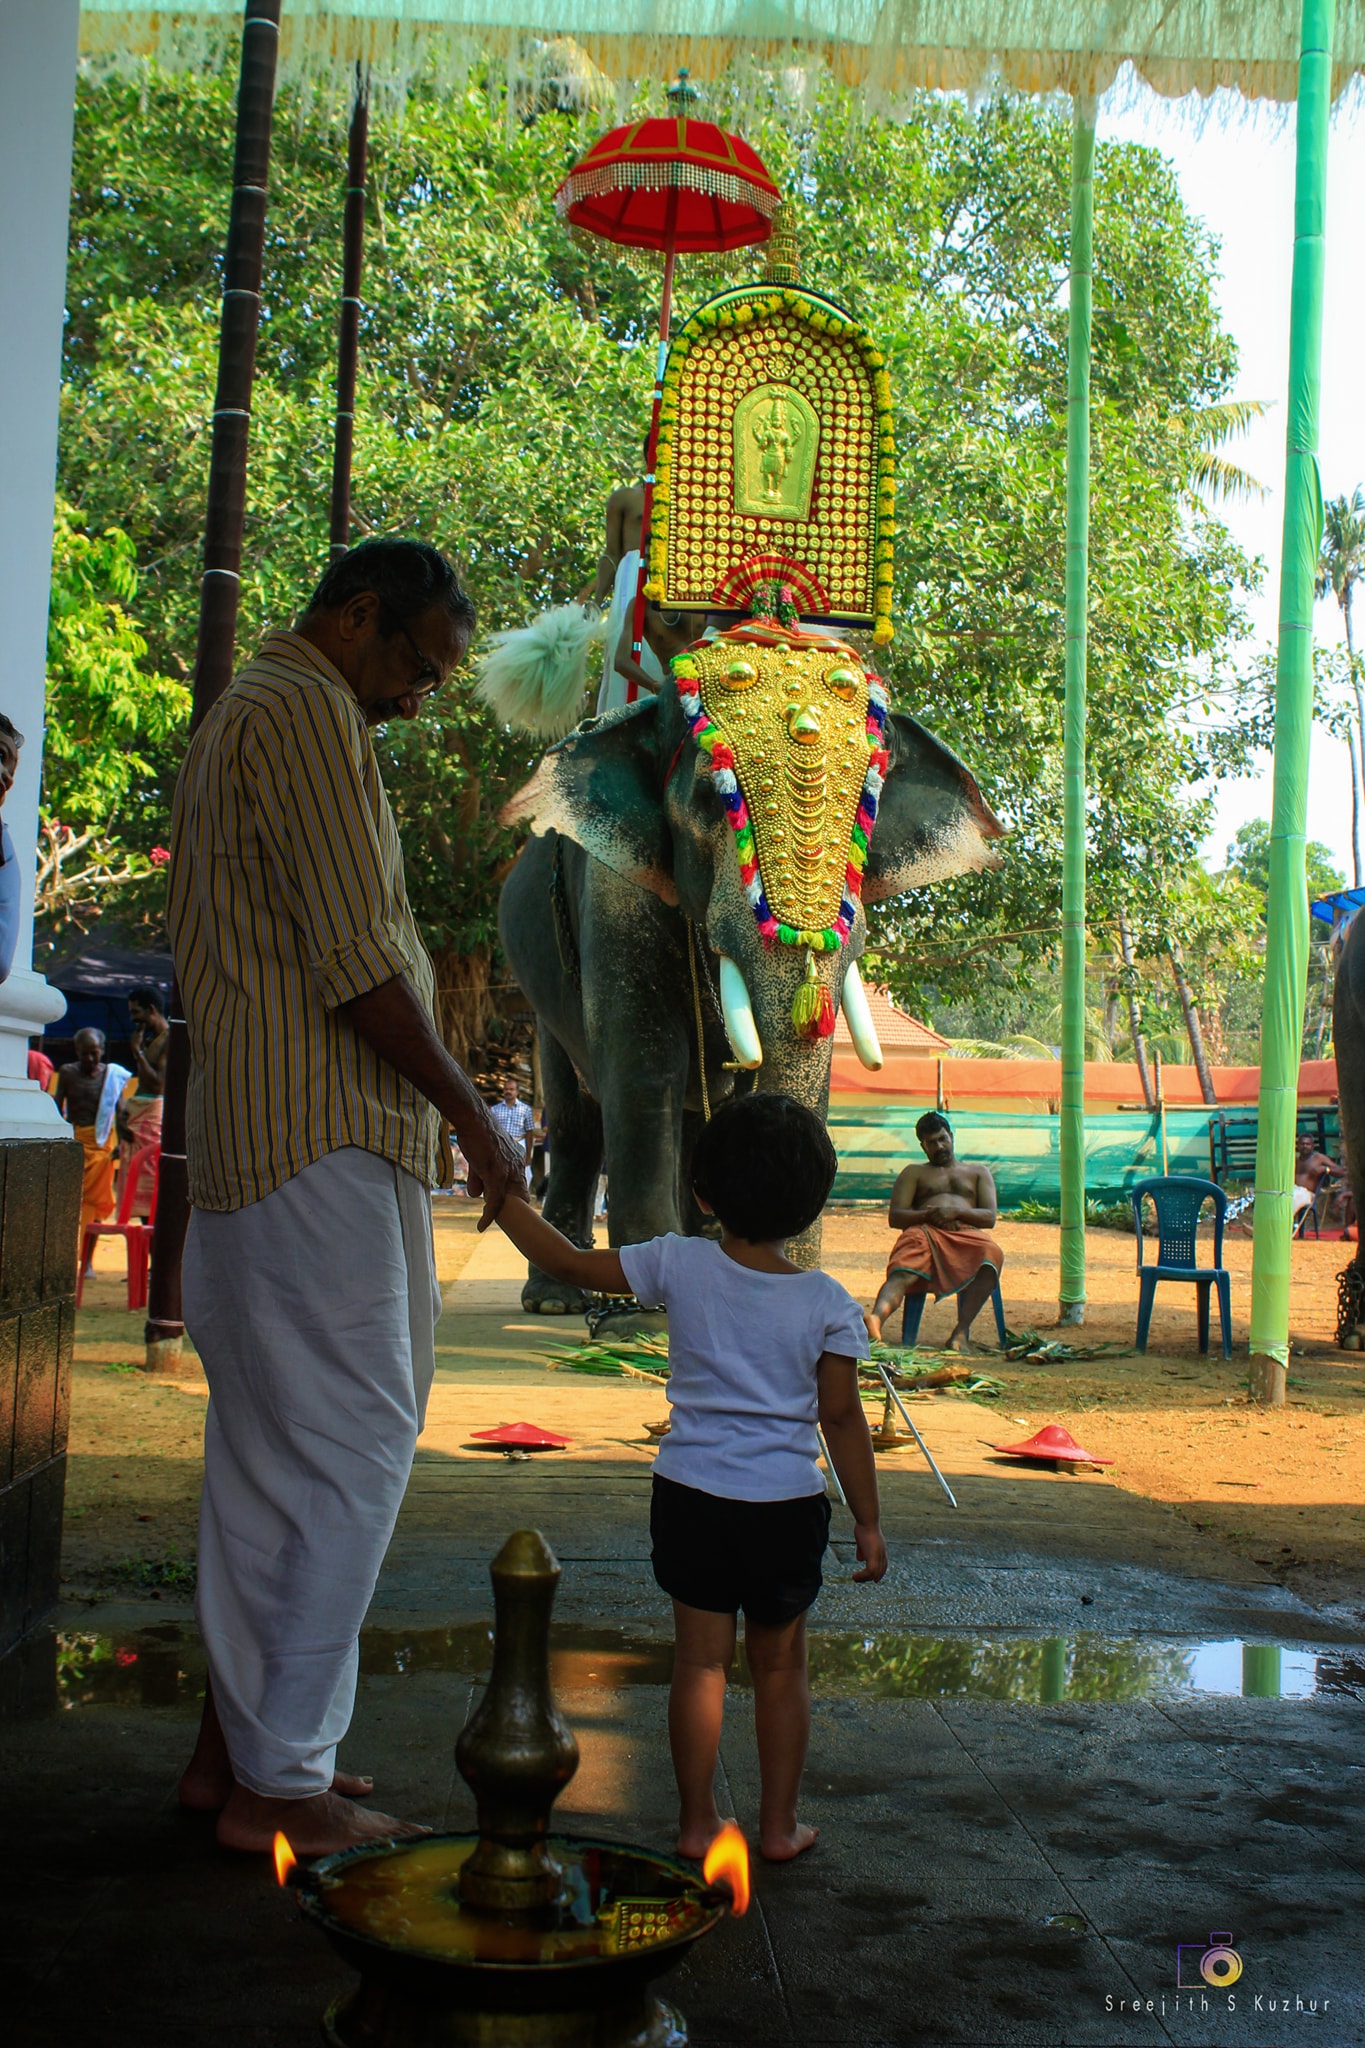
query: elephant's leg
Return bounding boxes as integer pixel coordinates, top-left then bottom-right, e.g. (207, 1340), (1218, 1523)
(521, 1030), (603, 1315)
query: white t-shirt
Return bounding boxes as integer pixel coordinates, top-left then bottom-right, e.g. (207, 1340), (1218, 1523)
(617, 1234), (869, 1502)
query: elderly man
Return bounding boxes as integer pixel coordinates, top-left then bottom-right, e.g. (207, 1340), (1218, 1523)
(55, 1027), (133, 1267)
(168, 538), (524, 1856)
(866, 1111), (1003, 1352)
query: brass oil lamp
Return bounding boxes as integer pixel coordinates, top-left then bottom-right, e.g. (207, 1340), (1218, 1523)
(291, 1530), (742, 2046)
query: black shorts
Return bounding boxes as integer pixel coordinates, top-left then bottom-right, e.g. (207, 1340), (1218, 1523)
(650, 1474), (831, 1626)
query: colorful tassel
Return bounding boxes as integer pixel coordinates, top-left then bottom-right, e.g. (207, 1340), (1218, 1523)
(791, 949), (836, 1040)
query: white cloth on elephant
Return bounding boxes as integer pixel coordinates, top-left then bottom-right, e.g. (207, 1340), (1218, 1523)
(596, 550), (664, 715)
(184, 1145), (441, 1798)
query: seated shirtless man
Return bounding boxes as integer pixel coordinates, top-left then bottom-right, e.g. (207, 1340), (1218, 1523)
(865, 1111), (1003, 1352)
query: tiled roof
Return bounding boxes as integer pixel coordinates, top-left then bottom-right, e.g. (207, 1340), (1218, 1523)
(834, 984), (951, 1052)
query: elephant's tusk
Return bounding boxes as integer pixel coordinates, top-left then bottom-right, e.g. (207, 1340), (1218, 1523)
(718, 956), (763, 1070)
(841, 957), (884, 1071)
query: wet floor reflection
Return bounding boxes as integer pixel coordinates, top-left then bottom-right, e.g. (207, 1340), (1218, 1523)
(8, 1622), (1361, 1718)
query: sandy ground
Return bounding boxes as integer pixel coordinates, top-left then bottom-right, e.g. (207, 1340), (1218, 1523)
(61, 1202), (1365, 1623)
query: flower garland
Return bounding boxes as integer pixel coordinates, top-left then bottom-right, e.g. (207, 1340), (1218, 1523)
(673, 649), (890, 956)
(645, 285), (896, 646)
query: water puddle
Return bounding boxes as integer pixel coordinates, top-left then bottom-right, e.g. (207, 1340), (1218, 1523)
(9, 1623), (1363, 1718)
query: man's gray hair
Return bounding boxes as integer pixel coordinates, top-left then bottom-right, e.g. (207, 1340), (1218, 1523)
(304, 538), (476, 637)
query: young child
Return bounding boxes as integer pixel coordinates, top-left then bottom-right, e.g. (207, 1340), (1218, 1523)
(495, 1091), (887, 1864)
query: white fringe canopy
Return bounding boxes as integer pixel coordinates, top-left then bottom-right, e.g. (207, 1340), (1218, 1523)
(77, 1), (1365, 105)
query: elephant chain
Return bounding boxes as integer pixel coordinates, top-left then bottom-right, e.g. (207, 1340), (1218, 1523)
(1336, 1261), (1365, 1346)
(549, 836), (581, 992)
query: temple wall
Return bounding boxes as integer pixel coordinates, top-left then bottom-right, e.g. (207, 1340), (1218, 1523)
(0, 1140), (81, 1659)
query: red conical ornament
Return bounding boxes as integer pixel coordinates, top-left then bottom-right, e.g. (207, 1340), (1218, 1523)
(990, 1424), (1113, 1466)
(470, 1421), (571, 1450)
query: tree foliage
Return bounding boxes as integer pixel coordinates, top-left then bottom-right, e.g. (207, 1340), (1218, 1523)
(40, 500), (188, 931)
(59, 63), (1264, 1038)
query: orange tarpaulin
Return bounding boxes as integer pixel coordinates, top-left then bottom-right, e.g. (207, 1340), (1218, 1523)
(830, 1052), (1338, 1107)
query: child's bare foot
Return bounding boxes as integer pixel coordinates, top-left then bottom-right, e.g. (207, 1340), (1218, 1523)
(676, 1811), (726, 1860)
(215, 1785), (428, 1855)
(179, 1763), (374, 1812)
(760, 1821), (818, 1862)
(947, 1329), (990, 1355)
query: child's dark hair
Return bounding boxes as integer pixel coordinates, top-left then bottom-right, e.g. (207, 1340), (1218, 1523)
(691, 1093), (838, 1242)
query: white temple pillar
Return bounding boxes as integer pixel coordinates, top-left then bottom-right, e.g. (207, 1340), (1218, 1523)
(0, 0), (79, 1135)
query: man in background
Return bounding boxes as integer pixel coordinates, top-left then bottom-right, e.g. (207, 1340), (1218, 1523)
(866, 1111), (1003, 1352)
(490, 1075), (536, 1189)
(55, 1027), (132, 1269)
(120, 983), (169, 1215)
(0, 714), (24, 986)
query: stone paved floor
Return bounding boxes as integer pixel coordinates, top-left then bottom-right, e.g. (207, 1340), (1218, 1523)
(4, 1226), (1363, 2046)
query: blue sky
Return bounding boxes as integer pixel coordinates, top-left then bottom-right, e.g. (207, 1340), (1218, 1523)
(1103, 82), (1365, 887)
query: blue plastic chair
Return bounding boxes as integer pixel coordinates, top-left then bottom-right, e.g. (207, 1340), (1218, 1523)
(900, 1277), (1007, 1347)
(1130, 1175), (1231, 1359)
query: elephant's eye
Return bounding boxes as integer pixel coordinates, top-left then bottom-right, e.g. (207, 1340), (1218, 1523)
(723, 659), (757, 691)
(826, 665), (860, 701)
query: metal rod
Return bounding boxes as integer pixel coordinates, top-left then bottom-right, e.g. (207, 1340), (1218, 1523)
(145, 0), (281, 1362)
(874, 1364), (958, 1508)
(1249, 0), (1335, 1408)
(816, 1425), (847, 1508)
(329, 66), (369, 559)
(1058, 96), (1096, 1327)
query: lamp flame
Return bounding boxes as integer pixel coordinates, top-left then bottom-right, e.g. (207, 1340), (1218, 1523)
(702, 1822), (750, 1916)
(273, 1831), (297, 1887)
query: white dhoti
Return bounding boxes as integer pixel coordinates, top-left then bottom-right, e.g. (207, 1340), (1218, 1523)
(596, 549), (664, 715)
(184, 1146), (441, 1797)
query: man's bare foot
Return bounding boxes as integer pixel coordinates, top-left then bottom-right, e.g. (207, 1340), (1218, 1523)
(760, 1821), (818, 1862)
(215, 1785), (428, 1855)
(179, 1764), (374, 1813)
(946, 1329), (990, 1355)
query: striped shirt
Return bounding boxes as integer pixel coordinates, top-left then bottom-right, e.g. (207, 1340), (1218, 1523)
(167, 630), (441, 1211)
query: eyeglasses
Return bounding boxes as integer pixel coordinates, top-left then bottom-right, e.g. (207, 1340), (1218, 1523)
(391, 619), (444, 693)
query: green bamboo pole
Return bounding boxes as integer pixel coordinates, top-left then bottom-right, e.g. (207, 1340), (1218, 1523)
(1249, 0), (1335, 1406)
(1059, 98), (1096, 1324)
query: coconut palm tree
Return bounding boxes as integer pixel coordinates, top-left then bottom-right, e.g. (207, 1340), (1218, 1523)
(1317, 486), (1365, 886)
(1177, 397), (1270, 510)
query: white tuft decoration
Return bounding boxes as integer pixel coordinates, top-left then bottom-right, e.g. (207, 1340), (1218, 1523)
(474, 604), (606, 739)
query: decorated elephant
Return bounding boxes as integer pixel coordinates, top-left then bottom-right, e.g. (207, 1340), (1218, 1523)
(498, 634), (1002, 1326)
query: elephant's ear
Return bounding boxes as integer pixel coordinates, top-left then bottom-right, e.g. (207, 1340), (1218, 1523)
(500, 696), (679, 905)
(861, 712), (1004, 904)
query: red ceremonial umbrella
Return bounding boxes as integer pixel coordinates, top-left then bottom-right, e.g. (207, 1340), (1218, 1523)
(554, 73), (781, 693)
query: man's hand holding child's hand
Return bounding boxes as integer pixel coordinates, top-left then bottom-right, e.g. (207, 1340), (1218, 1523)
(852, 1522), (888, 1582)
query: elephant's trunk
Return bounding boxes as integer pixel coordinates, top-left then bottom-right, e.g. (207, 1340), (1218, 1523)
(718, 955), (763, 1070)
(840, 956), (884, 1072)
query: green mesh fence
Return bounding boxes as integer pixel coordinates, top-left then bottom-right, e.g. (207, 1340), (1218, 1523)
(828, 1106), (1218, 1208)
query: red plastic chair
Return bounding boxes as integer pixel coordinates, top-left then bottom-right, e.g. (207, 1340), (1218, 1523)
(77, 1141), (160, 1311)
